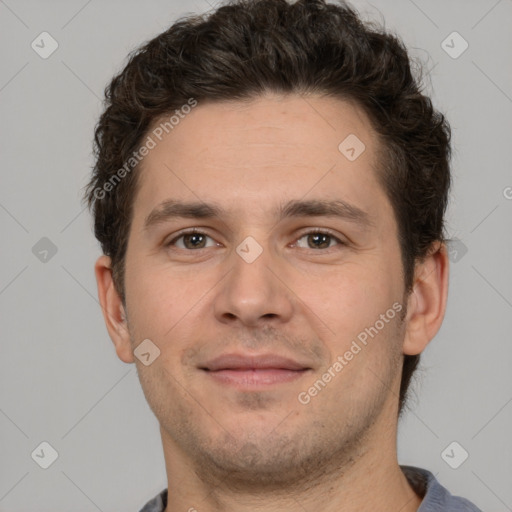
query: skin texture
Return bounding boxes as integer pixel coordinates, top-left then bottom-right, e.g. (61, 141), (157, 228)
(95, 93), (449, 512)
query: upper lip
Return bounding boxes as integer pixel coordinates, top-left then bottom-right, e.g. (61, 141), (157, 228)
(200, 353), (311, 371)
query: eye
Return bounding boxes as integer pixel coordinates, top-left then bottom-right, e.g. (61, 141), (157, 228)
(294, 230), (345, 250)
(165, 228), (345, 252)
(166, 229), (218, 250)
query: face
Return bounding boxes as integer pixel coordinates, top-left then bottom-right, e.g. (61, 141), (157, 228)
(108, 94), (413, 486)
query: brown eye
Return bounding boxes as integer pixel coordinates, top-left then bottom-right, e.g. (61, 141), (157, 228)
(295, 231), (343, 250)
(167, 230), (216, 250)
(308, 233), (331, 249)
(182, 233), (207, 249)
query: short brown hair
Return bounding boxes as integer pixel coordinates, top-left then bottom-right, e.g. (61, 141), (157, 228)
(84, 0), (451, 413)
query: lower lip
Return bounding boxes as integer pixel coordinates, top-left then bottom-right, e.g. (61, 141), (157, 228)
(204, 368), (309, 388)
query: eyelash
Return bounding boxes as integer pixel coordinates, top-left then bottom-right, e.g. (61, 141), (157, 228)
(165, 228), (346, 251)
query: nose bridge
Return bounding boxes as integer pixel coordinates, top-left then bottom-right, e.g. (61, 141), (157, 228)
(213, 234), (294, 326)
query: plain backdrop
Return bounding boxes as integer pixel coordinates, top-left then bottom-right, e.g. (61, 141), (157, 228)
(1, 0), (511, 510)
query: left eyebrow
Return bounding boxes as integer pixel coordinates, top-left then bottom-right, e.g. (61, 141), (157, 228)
(276, 199), (374, 229)
(143, 198), (374, 232)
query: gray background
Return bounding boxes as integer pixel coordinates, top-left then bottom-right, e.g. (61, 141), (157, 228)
(0, 0), (511, 510)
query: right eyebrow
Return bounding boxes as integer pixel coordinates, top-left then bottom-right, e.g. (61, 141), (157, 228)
(143, 200), (224, 232)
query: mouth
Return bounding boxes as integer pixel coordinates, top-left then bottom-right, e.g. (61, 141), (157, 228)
(199, 353), (312, 388)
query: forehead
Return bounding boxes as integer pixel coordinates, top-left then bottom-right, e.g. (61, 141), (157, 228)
(132, 93), (388, 223)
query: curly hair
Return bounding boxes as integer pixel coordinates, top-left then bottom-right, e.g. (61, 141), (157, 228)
(83, 0), (451, 413)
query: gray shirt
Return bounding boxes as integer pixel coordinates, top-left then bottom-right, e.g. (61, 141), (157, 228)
(138, 466), (482, 511)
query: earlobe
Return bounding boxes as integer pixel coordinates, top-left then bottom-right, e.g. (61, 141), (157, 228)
(403, 242), (449, 356)
(94, 255), (134, 364)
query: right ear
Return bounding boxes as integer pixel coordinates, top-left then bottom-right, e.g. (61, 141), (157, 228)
(94, 255), (134, 363)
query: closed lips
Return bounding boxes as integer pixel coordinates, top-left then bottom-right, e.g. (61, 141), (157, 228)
(200, 354), (311, 371)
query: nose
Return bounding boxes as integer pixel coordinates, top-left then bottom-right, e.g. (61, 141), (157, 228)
(213, 239), (294, 328)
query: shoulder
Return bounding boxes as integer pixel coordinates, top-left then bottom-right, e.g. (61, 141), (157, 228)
(401, 465), (482, 512)
(138, 488), (168, 512)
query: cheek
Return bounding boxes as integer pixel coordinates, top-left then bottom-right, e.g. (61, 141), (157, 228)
(295, 261), (399, 341)
(136, 357), (191, 425)
(125, 264), (222, 354)
(125, 267), (182, 339)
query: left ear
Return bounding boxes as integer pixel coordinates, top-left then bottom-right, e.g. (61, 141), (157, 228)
(403, 241), (449, 356)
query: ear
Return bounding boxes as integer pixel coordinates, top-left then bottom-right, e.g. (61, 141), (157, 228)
(403, 242), (449, 356)
(94, 255), (134, 364)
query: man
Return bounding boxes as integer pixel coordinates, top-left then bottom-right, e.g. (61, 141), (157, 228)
(84, 0), (482, 510)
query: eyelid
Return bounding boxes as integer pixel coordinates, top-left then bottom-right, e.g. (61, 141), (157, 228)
(295, 227), (345, 242)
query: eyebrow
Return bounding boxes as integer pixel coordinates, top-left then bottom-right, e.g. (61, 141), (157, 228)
(143, 198), (374, 232)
